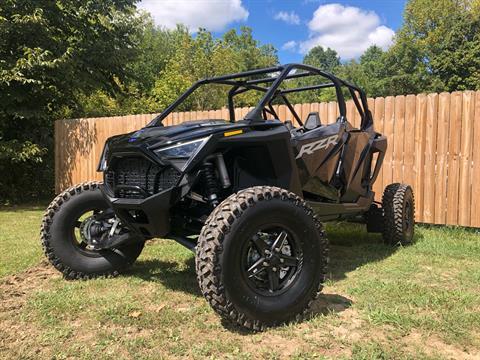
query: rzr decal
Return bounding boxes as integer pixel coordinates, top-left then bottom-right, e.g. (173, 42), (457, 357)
(296, 134), (339, 159)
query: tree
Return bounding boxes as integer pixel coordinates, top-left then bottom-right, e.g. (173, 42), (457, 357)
(0, 0), (141, 201)
(284, 46), (341, 104)
(222, 26), (278, 71)
(302, 46), (340, 73)
(151, 27), (278, 111)
(338, 46), (389, 98)
(70, 20), (187, 118)
(381, 0), (480, 94)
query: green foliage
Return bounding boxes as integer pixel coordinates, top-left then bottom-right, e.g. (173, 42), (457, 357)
(302, 46), (340, 73)
(74, 26), (278, 116)
(341, 0), (480, 96)
(285, 46), (340, 104)
(399, 0), (480, 91)
(0, 0), (141, 202)
(151, 27), (278, 111)
(338, 46), (385, 98)
(2, 0), (480, 202)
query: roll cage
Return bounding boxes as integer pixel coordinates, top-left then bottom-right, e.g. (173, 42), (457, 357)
(149, 63), (373, 130)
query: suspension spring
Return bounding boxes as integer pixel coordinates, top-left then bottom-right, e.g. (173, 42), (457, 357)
(202, 161), (219, 206)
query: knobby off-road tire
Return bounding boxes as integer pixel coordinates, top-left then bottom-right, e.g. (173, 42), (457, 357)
(195, 186), (328, 330)
(41, 182), (145, 279)
(382, 183), (415, 246)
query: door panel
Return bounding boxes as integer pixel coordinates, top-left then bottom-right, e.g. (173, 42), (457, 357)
(340, 130), (372, 202)
(293, 122), (346, 200)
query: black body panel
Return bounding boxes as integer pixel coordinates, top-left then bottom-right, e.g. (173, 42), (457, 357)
(96, 64), (386, 238)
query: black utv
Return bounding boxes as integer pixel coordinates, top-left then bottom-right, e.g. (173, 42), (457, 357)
(41, 64), (415, 330)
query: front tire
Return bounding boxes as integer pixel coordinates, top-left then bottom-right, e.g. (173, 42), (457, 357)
(41, 182), (145, 279)
(195, 186), (328, 330)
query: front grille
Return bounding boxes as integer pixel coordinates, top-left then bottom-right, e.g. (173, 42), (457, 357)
(105, 157), (181, 199)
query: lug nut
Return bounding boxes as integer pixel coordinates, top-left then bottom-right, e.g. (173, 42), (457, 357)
(280, 258), (284, 263)
(275, 247), (280, 252)
(263, 262), (268, 267)
(272, 267), (277, 272)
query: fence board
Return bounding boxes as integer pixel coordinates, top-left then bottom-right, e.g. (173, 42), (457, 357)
(471, 91), (480, 227)
(302, 103), (310, 122)
(434, 93), (450, 225)
(346, 100), (355, 124)
(372, 97), (385, 200)
(382, 96), (395, 189)
(294, 104), (302, 126)
(55, 91), (480, 227)
(404, 95), (416, 195)
(423, 93), (438, 223)
(458, 91), (475, 226)
(320, 102), (328, 123)
(446, 92), (463, 225)
(393, 95), (405, 183)
(414, 94), (427, 222)
(327, 102), (337, 123)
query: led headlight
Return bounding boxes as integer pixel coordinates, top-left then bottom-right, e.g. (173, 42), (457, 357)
(154, 137), (209, 159)
(97, 143), (109, 171)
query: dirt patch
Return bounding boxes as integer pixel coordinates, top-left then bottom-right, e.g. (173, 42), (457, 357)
(0, 261), (58, 311)
(403, 331), (480, 360)
(0, 262), (58, 358)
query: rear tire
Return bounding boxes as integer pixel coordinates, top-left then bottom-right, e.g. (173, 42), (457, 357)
(382, 183), (415, 246)
(41, 182), (145, 279)
(195, 186), (328, 330)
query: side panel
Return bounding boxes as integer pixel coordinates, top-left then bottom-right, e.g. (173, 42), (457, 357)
(292, 122), (346, 200)
(339, 130), (372, 202)
(215, 125), (303, 196)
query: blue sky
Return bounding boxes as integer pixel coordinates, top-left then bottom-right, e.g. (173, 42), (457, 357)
(139, 0), (408, 63)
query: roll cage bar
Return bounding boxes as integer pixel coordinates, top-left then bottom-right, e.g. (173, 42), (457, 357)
(148, 63), (373, 130)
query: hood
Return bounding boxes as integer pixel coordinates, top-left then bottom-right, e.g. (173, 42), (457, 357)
(107, 119), (249, 150)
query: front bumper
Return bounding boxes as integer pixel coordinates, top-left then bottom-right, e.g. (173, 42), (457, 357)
(101, 184), (176, 238)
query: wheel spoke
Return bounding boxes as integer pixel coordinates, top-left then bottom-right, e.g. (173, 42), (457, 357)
(271, 231), (288, 252)
(247, 257), (266, 278)
(278, 254), (299, 267)
(251, 234), (268, 253)
(267, 269), (280, 291)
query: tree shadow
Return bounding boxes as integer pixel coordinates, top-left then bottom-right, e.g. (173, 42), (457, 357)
(57, 119), (97, 192)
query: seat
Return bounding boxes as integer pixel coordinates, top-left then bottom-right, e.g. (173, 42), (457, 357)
(304, 112), (321, 131)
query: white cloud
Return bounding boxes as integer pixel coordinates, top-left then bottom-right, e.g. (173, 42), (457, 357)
(281, 40), (298, 51)
(274, 11), (300, 25)
(139, 0), (249, 32)
(299, 4), (395, 59)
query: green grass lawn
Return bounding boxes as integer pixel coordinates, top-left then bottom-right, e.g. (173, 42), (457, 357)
(1, 206), (479, 359)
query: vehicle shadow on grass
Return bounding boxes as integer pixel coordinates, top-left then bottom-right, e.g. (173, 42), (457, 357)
(326, 222), (423, 281)
(132, 256), (201, 296)
(129, 223), (422, 332)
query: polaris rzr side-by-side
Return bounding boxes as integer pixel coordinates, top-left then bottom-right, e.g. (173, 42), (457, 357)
(41, 64), (415, 330)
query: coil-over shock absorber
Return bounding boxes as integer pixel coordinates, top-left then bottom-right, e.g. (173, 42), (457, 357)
(202, 161), (220, 206)
(202, 153), (231, 207)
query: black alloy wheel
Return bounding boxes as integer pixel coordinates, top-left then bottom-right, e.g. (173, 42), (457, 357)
(41, 182), (145, 279)
(242, 227), (303, 296)
(196, 186), (328, 330)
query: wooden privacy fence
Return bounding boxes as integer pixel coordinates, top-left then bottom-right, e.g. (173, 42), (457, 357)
(55, 90), (480, 227)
